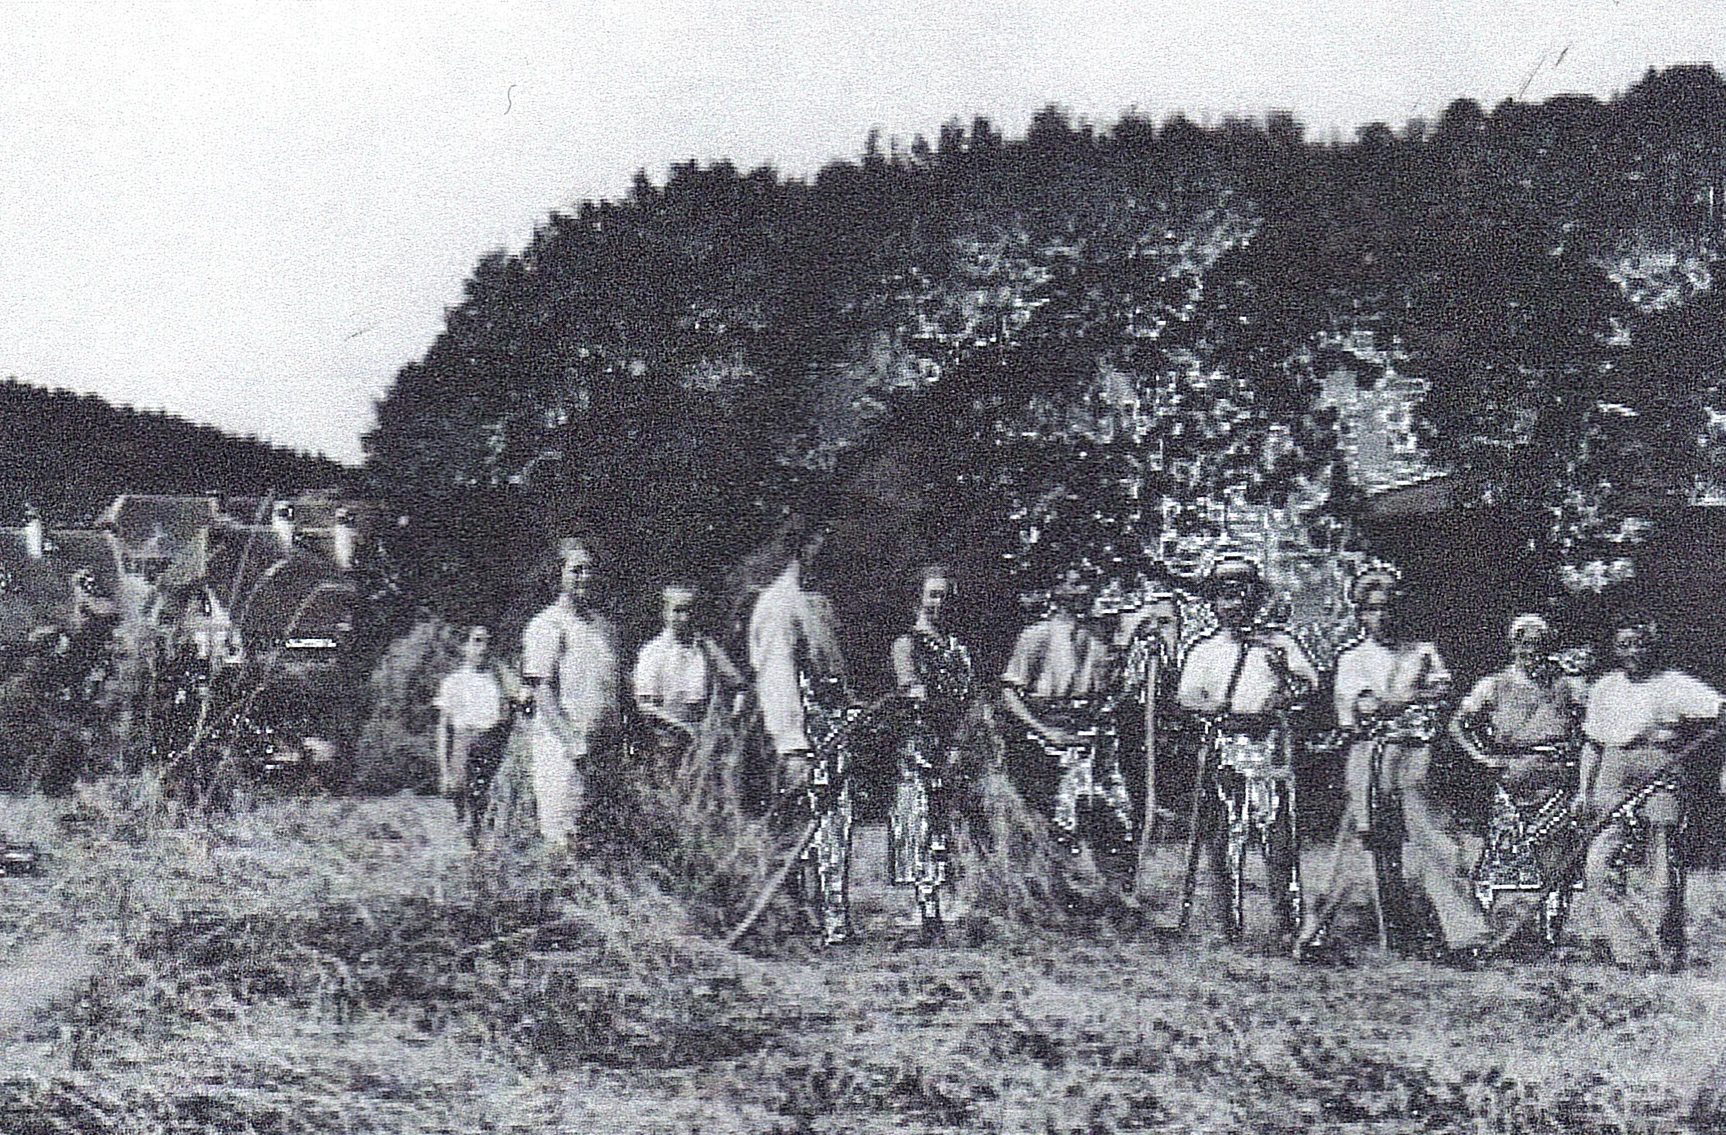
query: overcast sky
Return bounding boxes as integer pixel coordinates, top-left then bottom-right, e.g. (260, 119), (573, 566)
(0, 1), (1719, 464)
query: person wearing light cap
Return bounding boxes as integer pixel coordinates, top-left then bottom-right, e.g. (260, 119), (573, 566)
(1451, 613), (1588, 944)
(1175, 555), (1318, 948)
(1298, 565), (1486, 963)
(1567, 610), (1722, 971)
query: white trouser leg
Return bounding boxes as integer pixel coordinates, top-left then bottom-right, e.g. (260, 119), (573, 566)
(531, 725), (587, 848)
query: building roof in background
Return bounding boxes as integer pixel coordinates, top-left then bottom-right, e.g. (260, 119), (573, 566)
(97, 494), (219, 551)
(0, 491), (365, 652)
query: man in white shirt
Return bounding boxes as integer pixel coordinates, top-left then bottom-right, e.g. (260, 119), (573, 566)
(634, 584), (746, 735)
(747, 515), (857, 944)
(1175, 556), (1317, 948)
(1299, 567), (1485, 962)
(520, 538), (621, 851)
(1569, 612), (1722, 970)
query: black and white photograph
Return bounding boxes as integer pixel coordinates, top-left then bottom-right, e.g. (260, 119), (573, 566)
(2, 2), (1726, 1130)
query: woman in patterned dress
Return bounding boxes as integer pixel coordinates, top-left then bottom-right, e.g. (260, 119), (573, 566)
(889, 564), (977, 939)
(1449, 613), (1587, 946)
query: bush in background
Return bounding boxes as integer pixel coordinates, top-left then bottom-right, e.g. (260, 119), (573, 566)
(350, 617), (456, 794)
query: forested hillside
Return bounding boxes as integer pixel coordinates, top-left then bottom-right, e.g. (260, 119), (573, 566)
(364, 64), (1726, 643)
(0, 379), (346, 521)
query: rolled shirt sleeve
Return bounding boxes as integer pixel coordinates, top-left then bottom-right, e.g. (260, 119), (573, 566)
(1667, 673), (1724, 722)
(1583, 670), (1720, 748)
(1333, 646), (1373, 729)
(1459, 675), (1496, 717)
(519, 608), (620, 743)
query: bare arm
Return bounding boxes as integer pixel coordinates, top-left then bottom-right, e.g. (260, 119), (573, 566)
(434, 706), (452, 772)
(521, 614), (583, 751)
(1333, 655), (1360, 729)
(700, 637), (751, 717)
(1000, 682), (1078, 746)
(1713, 710), (1726, 797)
(634, 693), (696, 738)
(999, 625), (1073, 744)
(1447, 675), (1497, 766)
(1261, 633), (1317, 708)
(705, 637), (747, 690)
(752, 622), (809, 754)
(891, 635), (924, 698)
(1575, 740), (1601, 811)
(1447, 708), (1497, 768)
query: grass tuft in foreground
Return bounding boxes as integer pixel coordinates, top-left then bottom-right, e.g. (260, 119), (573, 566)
(0, 783), (1722, 1131)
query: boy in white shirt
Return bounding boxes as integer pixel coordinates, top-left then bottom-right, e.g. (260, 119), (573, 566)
(434, 624), (512, 839)
(633, 583), (746, 762)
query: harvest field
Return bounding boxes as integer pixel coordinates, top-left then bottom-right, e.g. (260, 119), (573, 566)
(1, 783), (1725, 1134)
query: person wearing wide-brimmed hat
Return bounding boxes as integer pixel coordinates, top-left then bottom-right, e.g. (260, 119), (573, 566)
(1000, 565), (1133, 867)
(1450, 613), (1588, 946)
(1567, 610), (1722, 971)
(1298, 565), (1484, 963)
(1174, 555), (1318, 948)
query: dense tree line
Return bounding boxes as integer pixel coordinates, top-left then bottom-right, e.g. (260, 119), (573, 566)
(0, 379), (346, 523)
(363, 65), (1726, 660)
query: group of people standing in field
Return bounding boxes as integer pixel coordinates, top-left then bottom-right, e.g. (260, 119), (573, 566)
(430, 516), (1726, 972)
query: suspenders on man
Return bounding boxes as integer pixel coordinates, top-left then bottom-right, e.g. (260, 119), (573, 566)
(1175, 557), (1317, 947)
